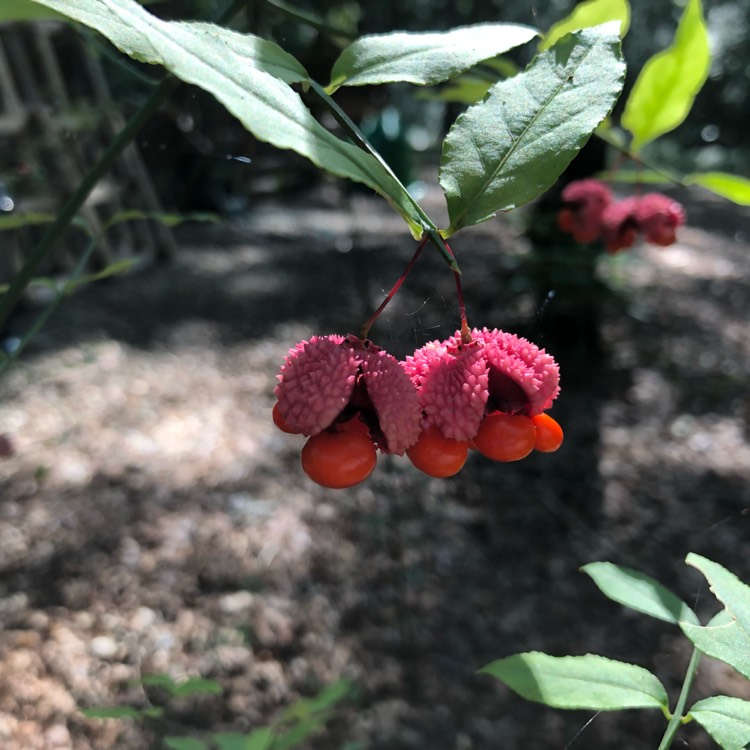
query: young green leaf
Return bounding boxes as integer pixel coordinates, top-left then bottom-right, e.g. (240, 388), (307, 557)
(681, 610), (750, 681)
(581, 562), (699, 625)
(439, 25), (625, 235)
(541, 0), (631, 51)
(686, 554), (750, 634)
(0, 0), (65, 21)
(327, 23), (538, 92)
(28, 0), (427, 238)
(689, 696), (750, 750)
(170, 677), (223, 698)
(81, 706), (144, 720)
(686, 172), (750, 206)
(480, 652), (669, 710)
(621, 0), (710, 152)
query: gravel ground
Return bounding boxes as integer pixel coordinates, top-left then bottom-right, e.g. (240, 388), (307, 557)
(1, 184), (749, 749)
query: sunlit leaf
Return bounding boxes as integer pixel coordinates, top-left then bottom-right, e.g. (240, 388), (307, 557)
(581, 562), (699, 625)
(440, 24), (625, 235)
(327, 23), (538, 91)
(621, 0), (710, 151)
(681, 611), (750, 681)
(170, 677), (223, 698)
(541, 0), (631, 50)
(686, 172), (750, 206)
(686, 554), (750, 634)
(0, 0), (65, 20)
(689, 696), (750, 750)
(28, 0), (426, 237)
(480, 652), (669, 710)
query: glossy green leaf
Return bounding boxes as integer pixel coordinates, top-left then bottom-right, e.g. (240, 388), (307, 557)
(440, 25), (625, 235)
(480, 652), (669, 710)
(81, 705), (143, 720)
(686, 172), (750, 206)
(621, 0), (710, 151)
(0, 0), (65, 20)
(681, 610), (750, 681)
(687, 554), (750, 633)
(327, 23), (538, 91)
(541, 0), (630, 50)
(689, 696), (750, 750)
(582, 562), (699, 625)
(28, 0), (426, 237)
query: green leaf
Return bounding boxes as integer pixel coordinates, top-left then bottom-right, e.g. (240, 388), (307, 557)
(480, 652), (669, 711)
(81, 706), (143, 720)
(327, 23), (538, 91)
(0, 0), (65, 20)
(213, 730), (274, 750)
(170, 677), (223, 698)
(138, 673), (177, 690)
(163, 738), (209, 750)
(272, 715), (328, 750)
(686, 554), (750, 634)
(602, 169), (671, 184)
(681, 611), (750, 681)
(0, 213), (58, 231)
(686, 172), (750, 206)
(621, 0), (710, 152)
(440, 25), (625, 235)
(29, 0), (426, 237)
(689, 696), (750, 750)
(102, 210), (219, 230)
(541, 0), (631, 50)
(30, 0), (308, 83)
(582, 562), (699, 625)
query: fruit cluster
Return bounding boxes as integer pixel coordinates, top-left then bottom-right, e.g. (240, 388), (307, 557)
(557, 178), (686, 253)
(273, 328), (563, 489)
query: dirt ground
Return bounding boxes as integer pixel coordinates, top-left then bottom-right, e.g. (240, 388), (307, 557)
(1, 182), (749, 750)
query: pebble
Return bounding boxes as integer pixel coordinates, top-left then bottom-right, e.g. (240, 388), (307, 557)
(89, 636), (118, 660)
(219, 591), (255, 615)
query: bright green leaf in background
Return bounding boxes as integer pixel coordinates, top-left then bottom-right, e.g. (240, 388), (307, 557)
(681, 610), (750, 681)
(541, 0), (631, 50)
(439, 25), (625, 235)
(327, 23), (538, 91)
(621, 0), (710, 152)
(689, 696), (750, 750)
(80, 706), (144, 720)
(686, 172), (750, 206)
(480, 652), (669, 711)
(581, 562), (699, 625)
(0, 0), (65, 20)
(29, 0), (426, 238)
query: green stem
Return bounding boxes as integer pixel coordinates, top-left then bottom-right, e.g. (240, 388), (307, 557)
(656, 647), (701, 750)
(306, 80), (459, 272)
(0, 0), (245, 331)
(260, 0), (355, 41)
(0, 232), (100, 375)
(596, 126), (687, 186)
